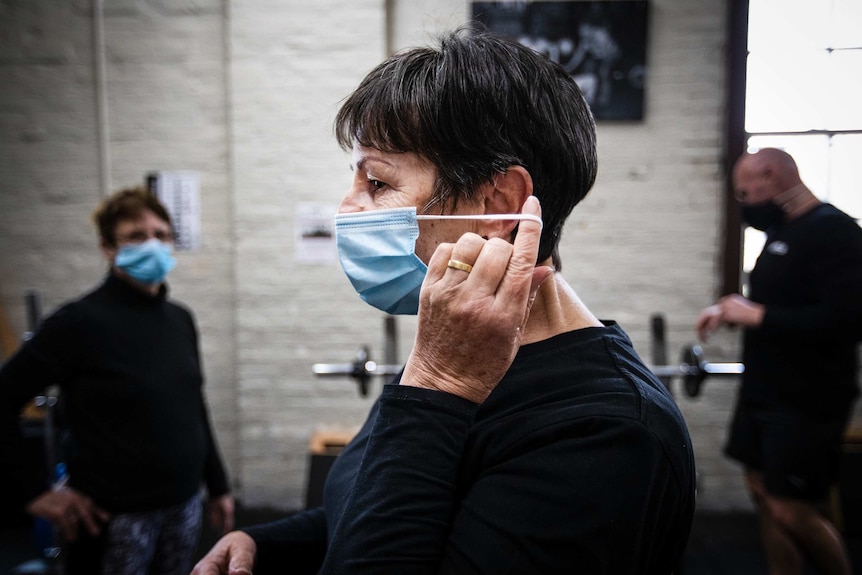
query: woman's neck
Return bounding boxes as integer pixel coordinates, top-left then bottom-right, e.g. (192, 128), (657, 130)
(523, 272), (602, 345)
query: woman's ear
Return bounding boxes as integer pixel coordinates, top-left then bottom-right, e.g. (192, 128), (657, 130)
(479, 165), (533, 239)
(101, 240), (117, 267)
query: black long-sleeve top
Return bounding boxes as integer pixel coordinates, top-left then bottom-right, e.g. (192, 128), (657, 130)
(244, 323), (696, 574)
(743, 203), (862, 416)
(0, 274), (230, 514)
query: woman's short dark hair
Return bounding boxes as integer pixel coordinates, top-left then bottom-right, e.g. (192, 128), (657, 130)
(93, 186), (172, 247)
(334, 28), (597, 269)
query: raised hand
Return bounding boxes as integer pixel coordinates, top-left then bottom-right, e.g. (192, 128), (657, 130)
(402, 196), (553, 403)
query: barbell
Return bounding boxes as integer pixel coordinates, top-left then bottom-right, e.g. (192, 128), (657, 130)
(650, 344), (744, 397)
(313, 346), (402, 397)
(313, 343), (743, 398)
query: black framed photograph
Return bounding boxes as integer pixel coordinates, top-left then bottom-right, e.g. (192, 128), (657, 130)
(472, 1), (649, 121)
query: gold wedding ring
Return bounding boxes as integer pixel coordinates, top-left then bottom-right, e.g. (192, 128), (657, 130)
(447, 259), (473, 273)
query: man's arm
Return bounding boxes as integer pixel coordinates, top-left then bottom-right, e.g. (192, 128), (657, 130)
(697, 219), (862, 341)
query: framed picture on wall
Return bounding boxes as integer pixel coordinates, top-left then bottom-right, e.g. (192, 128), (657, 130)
(472, 1), (649, 121)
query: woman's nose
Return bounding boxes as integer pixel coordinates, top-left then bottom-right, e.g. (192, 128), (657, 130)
(337, 186), (365, 214)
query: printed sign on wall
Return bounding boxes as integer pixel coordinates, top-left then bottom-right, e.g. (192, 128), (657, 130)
(295, 202), (337, 264)
(147, 171), (201, 251)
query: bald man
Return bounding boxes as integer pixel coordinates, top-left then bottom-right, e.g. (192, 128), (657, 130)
(697, 147), (862, 575)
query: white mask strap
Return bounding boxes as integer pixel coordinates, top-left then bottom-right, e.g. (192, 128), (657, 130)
(416, 213), (543, 229)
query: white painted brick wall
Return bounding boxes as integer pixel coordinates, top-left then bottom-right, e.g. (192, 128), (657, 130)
(2, 0), (859, 514)
(0, 0), (241, 495)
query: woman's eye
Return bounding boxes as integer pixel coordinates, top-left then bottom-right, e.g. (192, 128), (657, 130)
(368, 179), (386, 190)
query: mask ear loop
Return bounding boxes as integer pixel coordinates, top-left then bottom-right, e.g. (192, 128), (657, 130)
(415, 213), (544, 230)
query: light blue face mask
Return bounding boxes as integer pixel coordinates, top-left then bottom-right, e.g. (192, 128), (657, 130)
(115, 238), (176, 284)
(334, 207), (542, 315)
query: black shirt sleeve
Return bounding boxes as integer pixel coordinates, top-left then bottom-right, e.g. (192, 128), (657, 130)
(0, 305), (82, 510)
(185, 313), (231, 499)
(200, 392), (230, 499)
(242, 507), (328, 574)
(319, 384), (477, 574)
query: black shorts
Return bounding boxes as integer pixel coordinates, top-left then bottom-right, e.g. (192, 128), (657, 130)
(724, 397), (852, 501)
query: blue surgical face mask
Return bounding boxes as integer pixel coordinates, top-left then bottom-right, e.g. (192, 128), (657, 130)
(115, 238), (176, 284)
(334, 207), (542, 315)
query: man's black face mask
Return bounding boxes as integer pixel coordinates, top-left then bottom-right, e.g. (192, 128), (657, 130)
(740, 201), (785, 232)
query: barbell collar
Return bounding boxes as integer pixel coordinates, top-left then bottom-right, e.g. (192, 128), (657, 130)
(702, 362), (745, 375)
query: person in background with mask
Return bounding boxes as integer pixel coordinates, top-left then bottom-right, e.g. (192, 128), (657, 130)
(194, 29), (695, 575)
(0, 187), (234, 574)
(696, 147), (862, 575)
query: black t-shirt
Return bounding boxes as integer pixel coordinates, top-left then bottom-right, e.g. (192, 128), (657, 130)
(246, 323), (696, 574)
(743, 203), (862, 416)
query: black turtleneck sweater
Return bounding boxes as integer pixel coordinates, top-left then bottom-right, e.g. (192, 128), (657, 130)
(244, 323), (696, 574)
(0, 274), (229, 515)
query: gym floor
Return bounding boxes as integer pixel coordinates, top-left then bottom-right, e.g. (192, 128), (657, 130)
(3, 508), (860, 574)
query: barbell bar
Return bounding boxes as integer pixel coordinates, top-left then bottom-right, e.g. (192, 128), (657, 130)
(313, 343), (743, 399)
(313, 346), (401, 397)
(650, 344), (744, 398)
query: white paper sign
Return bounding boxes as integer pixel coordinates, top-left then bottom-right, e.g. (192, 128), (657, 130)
(295, 202), (336, 263)
(148, 171), (201, 251)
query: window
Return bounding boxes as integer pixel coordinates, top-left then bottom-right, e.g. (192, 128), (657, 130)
(741, 0), (862, 278)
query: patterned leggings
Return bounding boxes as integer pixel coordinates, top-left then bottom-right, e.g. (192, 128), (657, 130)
(100, 492), (203, 575)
